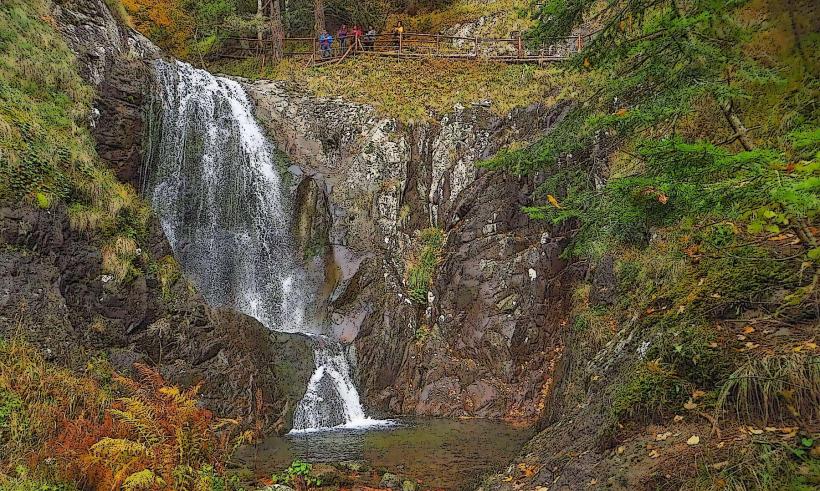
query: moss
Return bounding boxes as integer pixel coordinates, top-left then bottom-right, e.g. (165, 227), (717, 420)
(610, 361), (688, 421)
(0, 0), (152, 284)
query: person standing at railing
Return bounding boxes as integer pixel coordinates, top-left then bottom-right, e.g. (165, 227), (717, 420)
(364, 26), (376, 51)
(319, 30), (333, 58)
(351, 25), (363, 49)
(337, 25), (349, 51)
(391, 21), (404, 50)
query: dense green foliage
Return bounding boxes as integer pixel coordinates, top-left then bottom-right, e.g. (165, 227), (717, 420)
(489, 0), (819, 437)
(496, 1), (818, 252)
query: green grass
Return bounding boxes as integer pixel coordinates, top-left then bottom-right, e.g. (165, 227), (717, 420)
(406, 228), (445, 304)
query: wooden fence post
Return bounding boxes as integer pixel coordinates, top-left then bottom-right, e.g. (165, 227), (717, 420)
(436, 34), (440, 55)
(577, 33), (582, 52)
(399, 33), (403, 56)
(517, 34), (523, 58)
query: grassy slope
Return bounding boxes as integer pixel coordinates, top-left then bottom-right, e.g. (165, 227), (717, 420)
(216, 55), (561, 122)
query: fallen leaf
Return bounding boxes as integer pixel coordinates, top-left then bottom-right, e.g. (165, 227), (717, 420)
(656, 431), (672, 441)
(616, 445), (625, 455)
(684, 400), (698, 410)
(692, 390), (706, 399)
(749, 427), (764, 435)
(615, 107), (628, 116)
(742, 326), (755, 334)
(745, 342), (760, 349)
(710, 461), (729, 470)
(709, 342), (719, 348)
(547, 194), (562, 209)
(658, 193), (669, 204)
(737, 334), (747, 341)
(649, 449), (660, 458)
(687, 435), (701, 445)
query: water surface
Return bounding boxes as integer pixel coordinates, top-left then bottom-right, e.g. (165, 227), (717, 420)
(240, 418), (533, 489)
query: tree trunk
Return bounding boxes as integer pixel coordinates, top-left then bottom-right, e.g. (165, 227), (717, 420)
(314, 0), (325, 35)
(270, 0), (284, 61)
(256, 0), (264, 43)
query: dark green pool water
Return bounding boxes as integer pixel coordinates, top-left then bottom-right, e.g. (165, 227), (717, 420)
(239, 418), (533, 489)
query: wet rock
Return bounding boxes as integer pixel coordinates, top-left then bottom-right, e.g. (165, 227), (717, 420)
(311, 463), (342, 485)
(0, 204), (314, 433)
(53, 0), (161, 188)
(244, 81), (574, 421)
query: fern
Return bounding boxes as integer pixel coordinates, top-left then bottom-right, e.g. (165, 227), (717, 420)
(123, 469), (166, 490)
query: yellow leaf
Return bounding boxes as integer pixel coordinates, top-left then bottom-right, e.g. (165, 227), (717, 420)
(742, 326), (755, 334)
(687, 435), (700, 445)
(547, 194), (562, 209)
(615, 107), (628, 117)
(683, 400), (698, 410)
(692, 390), (706, 399)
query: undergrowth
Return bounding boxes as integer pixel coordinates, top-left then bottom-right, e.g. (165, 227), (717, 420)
(387, 0), (531, 37)
(0, 336), (247, 489)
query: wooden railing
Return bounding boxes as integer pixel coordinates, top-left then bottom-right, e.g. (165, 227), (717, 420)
(221, 31), (588, 66)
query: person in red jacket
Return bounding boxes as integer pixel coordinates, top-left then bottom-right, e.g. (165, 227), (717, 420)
(351, 25), (363, 49)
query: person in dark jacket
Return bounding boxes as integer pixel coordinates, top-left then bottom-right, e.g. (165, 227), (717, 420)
(364, 26), (377, 51)
(337, 24), (349, 50)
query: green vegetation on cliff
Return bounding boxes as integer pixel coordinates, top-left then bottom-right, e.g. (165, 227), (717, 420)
(0, 0), (151, 282)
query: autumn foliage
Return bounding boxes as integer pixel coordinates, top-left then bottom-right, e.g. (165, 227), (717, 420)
(50, 363), (251, 490)
(0, 337), (249, 489)
(121, 0), (195, 57)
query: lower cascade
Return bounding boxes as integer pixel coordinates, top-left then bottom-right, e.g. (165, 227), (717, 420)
(144, 59), (384, 431)
(292, 337), (383, 431)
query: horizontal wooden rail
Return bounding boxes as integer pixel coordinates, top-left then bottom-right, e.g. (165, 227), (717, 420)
(217, 31), (591, 66)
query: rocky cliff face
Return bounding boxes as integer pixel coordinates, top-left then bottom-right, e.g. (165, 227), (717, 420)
(0, 0), (313, 433)
(245, 80), (576, 422)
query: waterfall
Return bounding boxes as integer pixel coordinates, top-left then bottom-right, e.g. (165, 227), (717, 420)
(144, 60), (387, 431)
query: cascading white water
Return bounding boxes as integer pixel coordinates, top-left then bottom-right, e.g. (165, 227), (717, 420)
(144, 60), (387, 431)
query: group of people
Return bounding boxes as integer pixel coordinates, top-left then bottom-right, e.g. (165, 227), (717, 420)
(318, 22), (405, 58)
